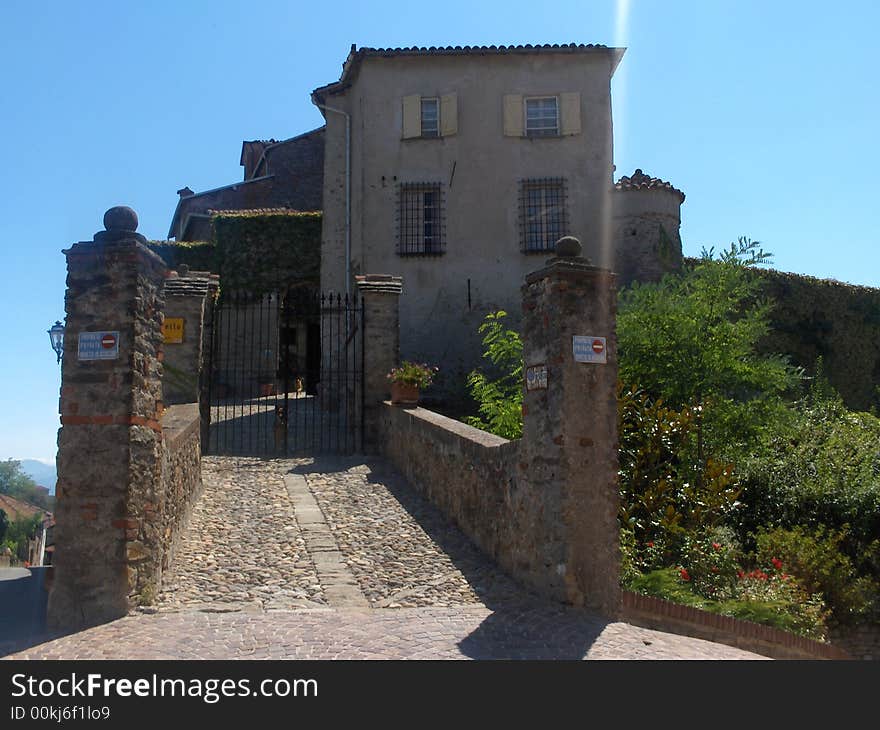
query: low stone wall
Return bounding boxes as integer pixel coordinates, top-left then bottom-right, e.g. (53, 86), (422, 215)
(128, 404), (202, 606)
(157, 404), (203, 581)
(621, 591), (851, 660)
(830, 622), (880, 661)
(377, 404), (528, 581)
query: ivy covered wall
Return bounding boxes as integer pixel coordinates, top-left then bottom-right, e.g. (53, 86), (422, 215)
(148, 210), (322, 295)
(212, 210), (321, 293)
(148, 239), (215, 271)
(755, 267), (880, 412)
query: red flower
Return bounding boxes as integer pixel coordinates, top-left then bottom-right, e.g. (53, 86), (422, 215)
(737, 570), (745, 579)
(771, 557), (783, 570)
(710, 566), (719, 573)
(679, 568), (690, 581)
(646, 541), (654, 548)
(712, 542), (721, 551)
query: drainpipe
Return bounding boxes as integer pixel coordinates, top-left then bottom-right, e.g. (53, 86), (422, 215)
(312, 101), (351, 297)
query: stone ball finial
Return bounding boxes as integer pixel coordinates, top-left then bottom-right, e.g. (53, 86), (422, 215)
(555, 236), (582, 258)
(103, 206), (138, 232)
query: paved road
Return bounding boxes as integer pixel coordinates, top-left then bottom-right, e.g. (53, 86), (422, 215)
(4, 456), (766, 660)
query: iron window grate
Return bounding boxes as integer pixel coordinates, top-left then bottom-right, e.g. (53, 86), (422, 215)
(519, 177), (568, 253)
(397, 182), (446, 256)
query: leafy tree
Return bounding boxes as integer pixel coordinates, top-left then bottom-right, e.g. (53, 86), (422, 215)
(3, 513), (43, 563)
(617, 237), (802, 465)
(0, 508), (8, 544)
(0, 459), (52, 511)
(465, 311), (524, 439)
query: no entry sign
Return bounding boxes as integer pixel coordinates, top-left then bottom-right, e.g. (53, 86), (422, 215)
(78, 331), (120, 361)
(573, 335), (607, 364)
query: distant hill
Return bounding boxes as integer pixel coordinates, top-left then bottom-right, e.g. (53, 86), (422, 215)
(18, 460), (56, 495)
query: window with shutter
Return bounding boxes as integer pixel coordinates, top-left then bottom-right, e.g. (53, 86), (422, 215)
(402, 94), (457, 139)
(421, 98), (439, 137)
(525, 97), (559, 137)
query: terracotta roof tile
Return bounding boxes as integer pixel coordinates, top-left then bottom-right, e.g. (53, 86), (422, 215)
(615, 169), (685, 202)
(313, 42), (626, 102)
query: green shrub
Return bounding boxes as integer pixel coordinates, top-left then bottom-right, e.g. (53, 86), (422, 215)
(465, 311), (523, 439)
(680, 527), (742, 600)
(628, 566), (830, 641)
(754, 525), (877, 623)
(618, 383), (741, 559)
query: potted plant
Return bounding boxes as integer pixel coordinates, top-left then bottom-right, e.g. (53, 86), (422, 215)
(387, 361), (438, 407)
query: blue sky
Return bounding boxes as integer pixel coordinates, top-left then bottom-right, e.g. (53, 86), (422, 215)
(1, 0), (878, 461)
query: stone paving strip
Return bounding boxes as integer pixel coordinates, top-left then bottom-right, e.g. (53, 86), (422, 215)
(155, 456), (327, 612)
(283, 472), (369, 608)
(299, 456), (529, 608)
(3, 607), (766, 660)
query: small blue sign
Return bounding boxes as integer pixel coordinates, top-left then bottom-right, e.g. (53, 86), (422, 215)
(78, 331), (120, 361)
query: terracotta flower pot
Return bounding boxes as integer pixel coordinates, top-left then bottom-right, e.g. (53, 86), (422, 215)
(390, 381), (420, 407)
(259, 382), (276, 397)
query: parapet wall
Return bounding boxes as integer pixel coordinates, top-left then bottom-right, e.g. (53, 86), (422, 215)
(377, 405), (524, 574)
(155, 404), (202, 591)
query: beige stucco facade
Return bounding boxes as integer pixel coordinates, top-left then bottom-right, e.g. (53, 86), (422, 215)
(314, 46), (625, 392)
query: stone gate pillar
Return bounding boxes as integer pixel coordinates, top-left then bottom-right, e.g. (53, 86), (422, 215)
(356, 275), (403, 452)
(48, 206), (168, 631)
(519, 236), (620, 616)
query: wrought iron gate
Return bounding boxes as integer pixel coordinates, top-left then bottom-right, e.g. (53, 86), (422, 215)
(205, 288), (364, 455)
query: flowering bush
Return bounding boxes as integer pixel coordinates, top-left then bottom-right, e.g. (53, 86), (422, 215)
(679, 528), (741, 600)
(387, 361), (438, 389)
(734, 558), (830, 641)
(755, 525), (876, 623)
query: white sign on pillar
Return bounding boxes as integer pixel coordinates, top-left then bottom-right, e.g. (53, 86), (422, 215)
(572, 335), (606, 364)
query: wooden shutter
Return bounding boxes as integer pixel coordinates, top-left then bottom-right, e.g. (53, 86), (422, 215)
(503, 94), (524, 137)
(560, 92), (581, 136)
(402, 94), (421, 139)
(440, 93), (458, 136)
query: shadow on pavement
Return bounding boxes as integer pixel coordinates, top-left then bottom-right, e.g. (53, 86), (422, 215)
(0, 567), (69, 658)
(288, 455), (612, 659)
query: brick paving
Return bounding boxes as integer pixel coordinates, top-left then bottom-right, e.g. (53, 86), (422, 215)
(4, 456), (768, 660)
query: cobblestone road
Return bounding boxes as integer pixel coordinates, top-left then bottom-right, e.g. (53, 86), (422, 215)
(5, 456), (766, 660)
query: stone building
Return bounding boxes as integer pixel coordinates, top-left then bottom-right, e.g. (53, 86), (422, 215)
(311, 43), (684, 390)
(168, 127), (324, 241)
(166, 42), (686, 401)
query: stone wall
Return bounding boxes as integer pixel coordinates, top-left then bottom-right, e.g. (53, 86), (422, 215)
(162, 276), (211, 405)
(830, 622), (880, 661)
(155, 404), (202, 588)
(611, 179), (684, 288)
(119, 404), (202, 606)
(378, 405), (521, 570)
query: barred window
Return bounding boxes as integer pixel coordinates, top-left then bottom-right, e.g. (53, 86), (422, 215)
(420, 98), (439, 137)
(397, 183), (445, 255)
(519, 178), (568, 252)
(525, 96), (559, 137)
